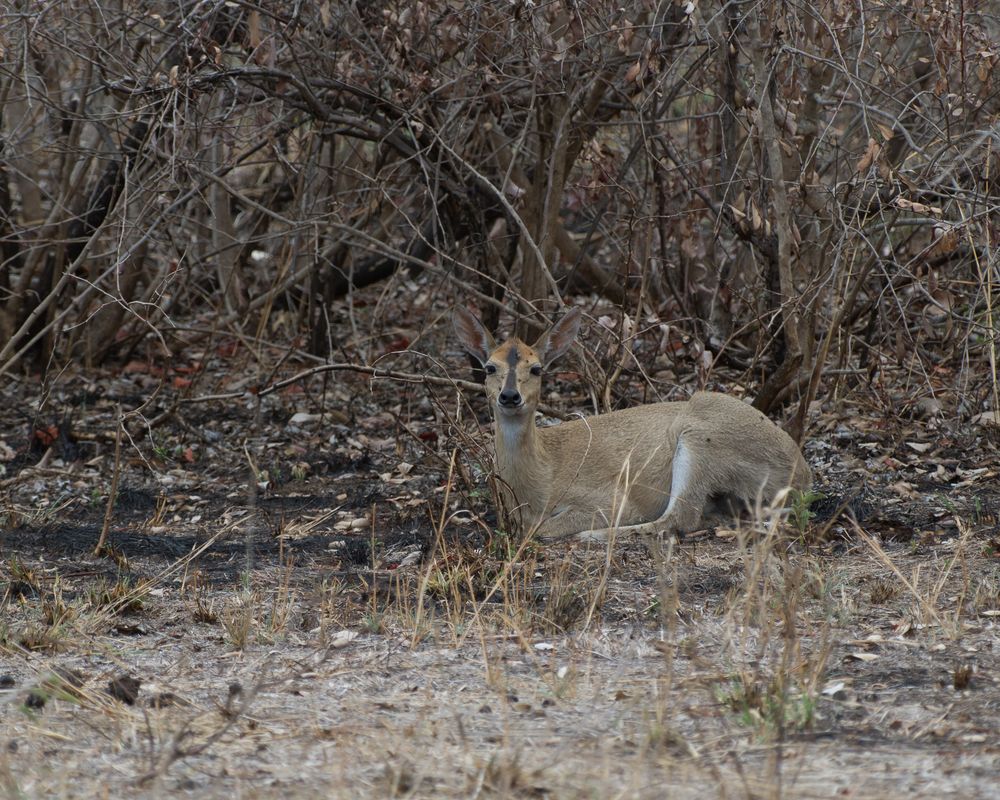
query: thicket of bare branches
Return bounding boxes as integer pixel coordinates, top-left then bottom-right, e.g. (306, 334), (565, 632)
(1, 0), (997, 428)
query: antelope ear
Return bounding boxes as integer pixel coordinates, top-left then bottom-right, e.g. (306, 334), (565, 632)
(452, 307), (495, 365)
(532, 307), (582, 366)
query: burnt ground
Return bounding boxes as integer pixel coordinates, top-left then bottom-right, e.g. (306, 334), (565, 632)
(1, 324), (999, 799)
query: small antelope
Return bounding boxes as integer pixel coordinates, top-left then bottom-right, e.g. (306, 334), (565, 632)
(453, 306), (812, 540)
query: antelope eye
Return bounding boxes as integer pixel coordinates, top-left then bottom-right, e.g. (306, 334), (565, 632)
(484, 364), (498, 375)
(529, 365), (542, 376)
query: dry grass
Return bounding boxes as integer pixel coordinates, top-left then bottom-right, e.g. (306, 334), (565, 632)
(2, 493), (999, 799)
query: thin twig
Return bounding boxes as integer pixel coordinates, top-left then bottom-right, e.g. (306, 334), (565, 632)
(95, 404), (124, 555)
(174, 362), (477, 403)
(169, 361), (575, 421)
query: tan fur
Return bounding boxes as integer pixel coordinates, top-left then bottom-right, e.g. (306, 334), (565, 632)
(453, 307), (812, 540)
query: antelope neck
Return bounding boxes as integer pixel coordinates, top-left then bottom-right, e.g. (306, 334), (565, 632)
(494, 409), (544, 468)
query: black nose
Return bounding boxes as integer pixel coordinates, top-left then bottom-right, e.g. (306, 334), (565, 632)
(498, 390), (521, 406)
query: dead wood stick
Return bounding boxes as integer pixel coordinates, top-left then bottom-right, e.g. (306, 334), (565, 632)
(179, 363), (482, 404)
(95, 404), (124, 555)
(172, 361), (575, 421)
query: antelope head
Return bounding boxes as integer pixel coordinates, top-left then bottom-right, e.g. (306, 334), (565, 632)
(453, 307), (583, 419)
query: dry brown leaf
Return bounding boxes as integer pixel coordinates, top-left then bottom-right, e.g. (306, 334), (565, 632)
(888, 481), (919, 499)
(932, 225), (959, 255)
(856, 137), (880, 172)
(847, 652), (879, 662)
(875, 122), (895, 140)
(894, 197), (943, 215)
(329, 630), (358, 649)
(248, 11), (261, 49)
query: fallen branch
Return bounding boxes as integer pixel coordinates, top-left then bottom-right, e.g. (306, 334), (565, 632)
(183, 362), (482, 404)
(94, 404), (124, 555)
(162, 361), (575, 422)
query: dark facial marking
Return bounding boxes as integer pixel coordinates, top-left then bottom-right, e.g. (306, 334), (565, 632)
(501, 344), (523, 397)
